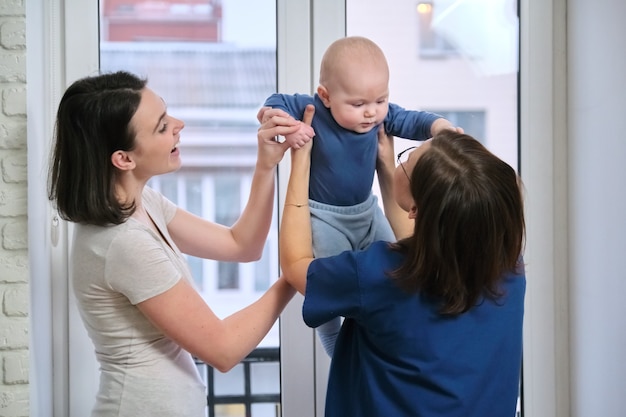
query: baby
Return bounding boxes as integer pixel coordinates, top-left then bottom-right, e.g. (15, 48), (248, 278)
(265, 36), (461, 356)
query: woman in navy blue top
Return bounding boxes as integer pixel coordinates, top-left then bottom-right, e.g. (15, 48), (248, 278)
(279, 109), (526, 417)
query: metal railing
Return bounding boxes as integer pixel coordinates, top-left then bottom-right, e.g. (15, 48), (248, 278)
(196, 347), (281, 417)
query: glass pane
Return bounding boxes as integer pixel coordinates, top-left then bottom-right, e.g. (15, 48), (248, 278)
(251, 403), (279, 417)
(433, 110), (487, 142)
(218, 261), (239, 290)
(186, 177), (203, 215)
(250, 362), (280, 395)
(254, 243), (271, 291)
(99, 1), (280, 415)
(159, 175), (179, 203)
(214, 364), (245, 396)
(347, 0), (518, 170)
(215, 404), (246, 417)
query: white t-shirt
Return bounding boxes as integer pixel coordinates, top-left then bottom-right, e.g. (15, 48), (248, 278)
(72, 187), (206, 417)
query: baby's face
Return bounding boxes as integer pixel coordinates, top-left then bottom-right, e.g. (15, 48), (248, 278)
(324, 65), (390, 134)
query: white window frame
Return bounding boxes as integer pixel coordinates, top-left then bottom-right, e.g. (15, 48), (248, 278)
(519, 0), (570, 415)
(26, 0), (570, 416)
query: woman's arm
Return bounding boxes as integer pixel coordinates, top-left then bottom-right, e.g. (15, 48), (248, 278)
(376, 126), (414, 240)
(279, 105), (316, 295)
(137, 275), (295, 373)
(168, 109), (301, 262)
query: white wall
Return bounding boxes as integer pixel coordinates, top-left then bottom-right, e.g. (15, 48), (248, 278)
(568, 1), (626, 416)
(0, 2), (29, 415)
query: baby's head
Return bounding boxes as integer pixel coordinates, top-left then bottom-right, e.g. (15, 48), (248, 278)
(317, 36), (390, 133)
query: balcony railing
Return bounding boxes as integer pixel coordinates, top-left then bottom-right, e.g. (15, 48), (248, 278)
(195, 347), (281, 417)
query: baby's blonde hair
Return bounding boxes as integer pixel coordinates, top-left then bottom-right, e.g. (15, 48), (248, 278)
(319, 36), (389, 88)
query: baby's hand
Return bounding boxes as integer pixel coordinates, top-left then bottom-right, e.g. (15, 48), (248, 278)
(284, 122), (315, 149)
(431, 118), (464, 136)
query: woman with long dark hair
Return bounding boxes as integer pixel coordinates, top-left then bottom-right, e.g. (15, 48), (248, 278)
(280, 117), (526, 417)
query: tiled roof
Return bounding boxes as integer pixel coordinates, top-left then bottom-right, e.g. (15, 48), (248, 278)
(100, 42), (276, 109)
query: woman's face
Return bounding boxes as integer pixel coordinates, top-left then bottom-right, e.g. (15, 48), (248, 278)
(394, 139), (432, 214)
(127, 87), (185, 179)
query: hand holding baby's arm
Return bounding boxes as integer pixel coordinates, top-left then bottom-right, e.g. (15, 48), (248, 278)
(257, 106), (315, 149)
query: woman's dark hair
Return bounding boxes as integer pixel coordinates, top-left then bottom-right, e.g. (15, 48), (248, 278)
(389, 131), (525, 315)
(47, 71), (148, 226)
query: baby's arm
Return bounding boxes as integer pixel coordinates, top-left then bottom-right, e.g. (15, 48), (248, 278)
(386, 103), (462, 140)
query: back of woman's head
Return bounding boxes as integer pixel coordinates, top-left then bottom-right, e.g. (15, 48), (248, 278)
(48, 71), (147, 226)
(391, 130), (525, 314)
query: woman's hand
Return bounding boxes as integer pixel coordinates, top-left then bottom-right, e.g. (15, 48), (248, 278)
(375, 126), (414, 240)
(376, 124), (396, 174)
(256, 107), (303, 170)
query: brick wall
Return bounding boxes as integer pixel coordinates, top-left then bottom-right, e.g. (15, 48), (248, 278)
(0, 0), (29, 416)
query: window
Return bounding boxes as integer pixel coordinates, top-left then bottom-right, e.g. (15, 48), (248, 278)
(101, 0), (222, 42)
(416, 1), (458, 58)
(28, 0), (568, 416)
(99, 1), (282, 415)
(427, 110), (486, 141)
(346, 0), (519, 414)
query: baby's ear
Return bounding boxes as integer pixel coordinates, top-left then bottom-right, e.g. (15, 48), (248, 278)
(408, 205), (418, 220)
(316, 85), (331, 108)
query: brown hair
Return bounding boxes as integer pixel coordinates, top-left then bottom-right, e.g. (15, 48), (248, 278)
(389, 131), (525, 315)
(48, 71), (147, 226)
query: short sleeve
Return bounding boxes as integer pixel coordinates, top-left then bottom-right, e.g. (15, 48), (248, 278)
(143, 186), (177, 224)
(302, 251), (363, 328)
(105, 230), (181, 305)
(264, 93), (314, 120)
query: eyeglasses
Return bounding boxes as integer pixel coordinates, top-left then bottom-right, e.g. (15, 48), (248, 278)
(397, 146), (418, 181)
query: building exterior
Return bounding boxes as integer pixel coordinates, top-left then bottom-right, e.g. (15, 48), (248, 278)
(101, 0), (223, 42)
